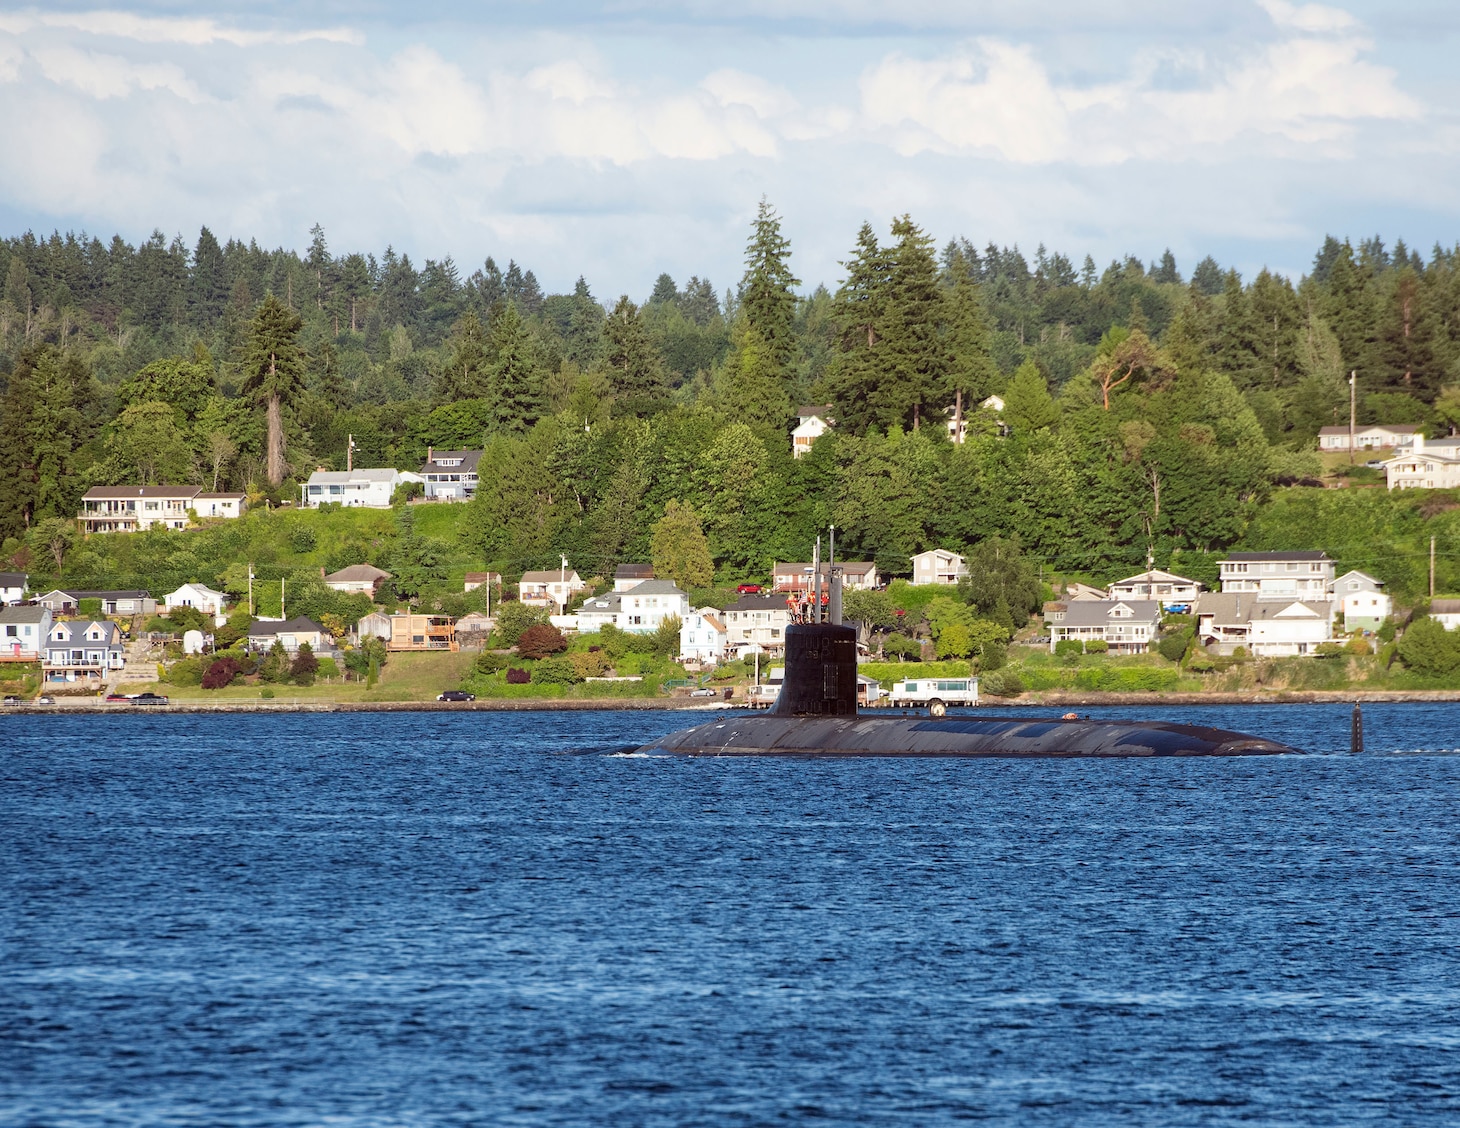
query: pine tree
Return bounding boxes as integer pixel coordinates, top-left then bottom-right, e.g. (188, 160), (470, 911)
(1002, 360), (1057, 433)
(239, 294), (305, 486)
(648, 273), (678, 306)
(878, 214), (948, 428)
(437, 311), (491, 402)
(650, 498), (714, 590)
(821, 222), (892, 432)
(190, 227), (228, 329)
(739, 198), (800, 380)
(603, 296), (668, 416)
(488, 304), (542, 433)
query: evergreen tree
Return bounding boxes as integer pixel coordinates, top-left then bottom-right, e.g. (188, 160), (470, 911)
(821, 222), (892, 432)
(1002, 360), (1058, 433)
(190, 226), (228, 329)
(437, 311), (491, 403)
(739, 198), (800, 380)
(603, 296), (668, 416)
(488, 304), (542, 434)
(650, 498), (715, 590)
(1190, 256), (1224, 296)
(1152, 249), (1181, 285)
(943, 246), (999, 409)
(877, 214), (949, 428)
(239, 294), (305, 486)
(648, 273), (678, 306)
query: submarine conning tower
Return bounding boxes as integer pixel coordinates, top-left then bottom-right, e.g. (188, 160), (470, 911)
(770, 622), (860, 717)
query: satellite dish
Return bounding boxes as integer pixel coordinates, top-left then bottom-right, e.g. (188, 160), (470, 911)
(182, 629), (205, 654)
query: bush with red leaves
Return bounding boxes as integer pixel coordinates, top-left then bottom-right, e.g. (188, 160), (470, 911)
(201, 656), (243, 690)
(517, 623), (568, 660)
(505, 667), (531, 684)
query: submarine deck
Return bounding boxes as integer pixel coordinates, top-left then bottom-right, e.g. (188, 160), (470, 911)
(639, 713), (1297, 758)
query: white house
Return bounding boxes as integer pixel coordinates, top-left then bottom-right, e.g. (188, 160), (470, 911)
(911, 549), (967, 586)
(80, 486), (201, 533)
(419, 448), (483, 500)
(0, 604), (51, 662)
(679, 608), (728, 663)
(1330, 570), (1390, 632)
(1218, 551), (1334, 601)
(577, 591), (622, 632)
(519, 569), (587, 611)
(619, 579), (689, 633)
(1248, 600), (1333, 656)
(1, 572), (27, 605)
(1384, 434), (1460, 490)
(194, 492), (248, 519)
(323, 564), (392, 595)
(35, 589), (157, 617)
(246, 616), (333, 655)
(948, 394), (1006, 444)
(792, 406), (834, 459)
(723, 592), (793, 653)
(1429, 599), (1460, 631)
(43, 619), (125, 683)
(613, 563), (655, 592)
(164, 583), (228, 620)
(1108, 569), (1202, 611)
(300, 468), (423, 509)
(1048, 599), (1161, 654)
(1318, 424), (1420, 452)
(1194, 592), (1334, 656)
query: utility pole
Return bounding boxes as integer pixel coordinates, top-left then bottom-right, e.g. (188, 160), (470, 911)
(1431, 535), (1437, 599)
(248, 563), (254, 616)
(281, 578), (285, 620)
(1348, 371), (1357, 465)
(812, 535), (821, 624)
(560, 554), (569, 615)
(347, 433), (356, 472)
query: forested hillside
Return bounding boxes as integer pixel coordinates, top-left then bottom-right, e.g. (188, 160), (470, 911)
(3, 201), (1460, 594)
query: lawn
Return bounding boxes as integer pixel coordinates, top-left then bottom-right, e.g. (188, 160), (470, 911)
(125, 650), (478, 703)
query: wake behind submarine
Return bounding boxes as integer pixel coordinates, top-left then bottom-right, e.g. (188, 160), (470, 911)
(640, 573), (1297, 759)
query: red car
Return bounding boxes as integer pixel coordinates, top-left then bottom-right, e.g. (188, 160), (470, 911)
(736, 583), (762, 594)
(105, 693), (131, 702)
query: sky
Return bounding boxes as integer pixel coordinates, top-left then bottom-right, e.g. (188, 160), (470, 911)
(1, 0), (1457, 300)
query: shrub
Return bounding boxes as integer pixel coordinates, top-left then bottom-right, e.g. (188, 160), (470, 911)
(290, 641), (319, 686)
(260, 687), (275, 699)
(77, 598), (103, 618)
(164, 657), (205, 686)
(1344, 636), (1372, 656)
(1377, 619), (1397, 643)
(316, 657), (340, 680)
(289, 525), (317, 552)
(517, 623), (568, 660)
(202, 656), (242, 689)
(258, 639), (291, 683)
(1314, 642), (1345, 658)
(1085, 639), (1108, 654)
(1231, 646), (1250, 661)
(1397, 616), (1460, 676)
(533, 656), (581, 685)
(1054, 639), (1084, 658)
(1186, 648), (1217, 673)
(569, 649), (610, 678)
(495, 600), (549, 647)
(474, 651), (514, 675)
(505, 667), (530, 684)
(1157, 631), (1191, 664)
(981, 670), (1024, 697)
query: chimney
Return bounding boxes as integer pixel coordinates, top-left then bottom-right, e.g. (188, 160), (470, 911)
(1415, 432), (1425, 454)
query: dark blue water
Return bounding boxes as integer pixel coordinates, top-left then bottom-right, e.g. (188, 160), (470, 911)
(3, 704), (1459, 1125)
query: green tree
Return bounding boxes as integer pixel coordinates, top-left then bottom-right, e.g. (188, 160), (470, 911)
(31, 516), (75, 573)
(957, 538), (1040, 624)
(651, 499), (714, 590)
(258, 639), (291, 683)
(490, 303), (542, 433)
(495, 600), (550, 647)
(239, 294), (305, 486)
(108, 401), (194, 485)
(739, 198), (800, 381)
(1002, 360), (1058, 433)
(118, 357), (215, 423)
(1397, 617), (1460, 676)
(438, 310), (492, 403)
(289, 640), (319, 686)
(942, 245), (999, 407)
(604, 296), (668, 415)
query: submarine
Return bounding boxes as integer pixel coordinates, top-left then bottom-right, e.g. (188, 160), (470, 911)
(639, 567), (1297, 758)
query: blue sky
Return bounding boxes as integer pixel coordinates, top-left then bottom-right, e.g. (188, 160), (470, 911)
(2, 1), (1456, 300)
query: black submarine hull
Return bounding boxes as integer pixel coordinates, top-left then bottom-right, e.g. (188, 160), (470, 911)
(639, 713), (1297, 758)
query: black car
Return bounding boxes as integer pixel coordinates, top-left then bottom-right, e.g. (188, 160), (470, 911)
(437, 690), (476, 702)
(131, 692), (170, 706)
(2, 695), (20, 706)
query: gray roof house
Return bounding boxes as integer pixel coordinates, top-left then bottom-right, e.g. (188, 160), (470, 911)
(324, 564), (392, 595)
(419, 448), (483, 501)
(1048, 599), (1161, 654)
(43, 619), (125, 682)
(0, 571), (26, 605)
(1, 604), (51, 661)
(246, 616), (334, 654)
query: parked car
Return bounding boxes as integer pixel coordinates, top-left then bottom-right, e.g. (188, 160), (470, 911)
(131, 692), (169, 705)
(689, 687), (717, 697)
(36, 695), (55, 705)
(1365, 459), (1386, 469)
(437, 690), (476, 702)
(736, 583), (762, 594)
(2, 695), (20, 706)
(105, 693), (131, 702)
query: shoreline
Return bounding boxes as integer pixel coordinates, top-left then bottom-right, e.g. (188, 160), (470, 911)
(6, 688), (1460, 714)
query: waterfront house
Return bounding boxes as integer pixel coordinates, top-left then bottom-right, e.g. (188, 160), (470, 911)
(1047, 599), (1161, 655)
(0, 604), (51, 662)
(772, 561), (879, 592)
(1330, 571), (1390, 632)
(724, 592), (792, 654)
(519, 568), (586, 611)
(619, 579), (689, 634)
(577, 591), (621, 632)
(910, 549), (967, 587)
(1218, 551), (1334, 601)
(792, 406), (834, 459)
(163, 583), (229, 619)
(300, 468), (423, 509)
(1193, 592), (1334, 656)
(323, 564), (392, 596)
(373, 613), (457, 652)
(418, 448), (483, 500)
(42, 619), (125, 683)
(35, 589), (157, 617)
(1383, 434), (1460, 490)
(1317, 424), (1419, 452)
(1108, 569), (1202, 611)
(80, 486), (200, 533)
(679, 608), (728, 663)
(613, 563), (655, 592)
(1429, 599), (1460, 631)
(0, 572), (26, 605)
(246, 616), (333, 655)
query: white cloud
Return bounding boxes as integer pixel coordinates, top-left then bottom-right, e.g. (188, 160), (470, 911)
(31, 46), (201, 101)
(1256, 0), (1359, 33)
(0, 9), (361, 47)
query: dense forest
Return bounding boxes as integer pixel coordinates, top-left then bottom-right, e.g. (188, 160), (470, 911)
(4, 201), (1460, 592)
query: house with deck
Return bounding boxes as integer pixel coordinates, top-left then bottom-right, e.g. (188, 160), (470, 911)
(324, 564), (392, 596)
(300, 468), (423, 509)
(911, 549), (967, 587)
(1047, 599), (1161, 654)
(1330, 571), (1390, 632)
(1108, 569), (1202, 611)
(0, 604), (51, 662)
(723, 592), (793, 654)
(679, 608), (728, 663)
(246, 617), (334, 655)
(35, 589), (157, 617)
(772, 561), (879, 592)
(519, 569), (587, 611)
(1318, 424), (1420, 452)
(418, 448), (483, 500)
(163, 583), (228, 620)
(1218, 551), (1334, 602)
(42, 619), (125, 683)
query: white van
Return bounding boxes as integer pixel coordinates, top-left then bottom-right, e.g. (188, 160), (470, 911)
(888, 677), (979, 715)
